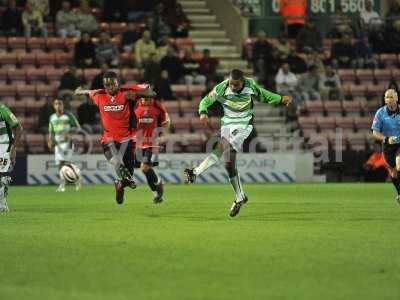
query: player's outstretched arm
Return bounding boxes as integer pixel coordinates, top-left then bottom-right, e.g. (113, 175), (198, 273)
(372, 130), (386, 143)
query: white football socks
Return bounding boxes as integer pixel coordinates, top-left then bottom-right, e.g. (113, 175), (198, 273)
(229, 174), (245, 202)
(193, 153), (220, 176)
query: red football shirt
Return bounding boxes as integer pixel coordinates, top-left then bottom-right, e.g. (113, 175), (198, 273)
(134, 99), (169, 148)
(89, 84), (149, 144)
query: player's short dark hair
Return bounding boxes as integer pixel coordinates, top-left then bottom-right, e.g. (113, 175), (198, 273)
(103, 71), (118, 80)
(53, 98), (63, 103)
(230, 69), (244, 81)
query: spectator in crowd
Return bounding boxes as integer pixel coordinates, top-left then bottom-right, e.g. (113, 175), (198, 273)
(296, 20), (322, 53)
(77, 97), (101, 133)
(329, 6), (353, 38)
(134, 30), (157, 67)
(90, 63), (108, 90)
(298, 64), (321, 101)
(166, 3), (190, 38)
(286, 52), (308, 74)
(56, 1), (80, 39)
(363, 142), (388, 182)
(353, 35), (378, 69)
(75, 1), (98, 35)
(152, 2), (171, 45)
(156, 36), (178, 61)
(280, 0), (306, 38)
(121, 22), (142, 53)
(74, 32), (96, 68)
(319, 65), (344, 100)
(275, 63), (298, 98)
(95, 32), (119, 67)
(182, 48), (207, 85)
(38, 96), (54, 134)
(360, 0), (383, 33)
(306, 50), (324, 73)
(274, 35), (292, 61)
(102, 0), (125, 22)
(252, 30), (278, 88)
(154, 70), (174, 100)
(58, 66), (81, 103)
(144, 52), (162, 86)
(198, 49), (219, 81)
(160, 47), (184, 84)
(0, 0), (22, 36)
(330, 35), (355, 68)
(22, 2), (48, 38)
(385, 2), (400, 54)
(28, 0), (49, 21)
(124, 0), (155, 22)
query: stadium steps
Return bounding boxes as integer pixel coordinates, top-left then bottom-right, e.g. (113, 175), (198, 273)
(179, 0), (251, 77)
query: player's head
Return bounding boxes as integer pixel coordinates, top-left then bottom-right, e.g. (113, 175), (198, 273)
(53, 98), (64, 114)
(385, 89), (398, 109)
(229, 69), (245, 93)
(103, 71), (120, 95)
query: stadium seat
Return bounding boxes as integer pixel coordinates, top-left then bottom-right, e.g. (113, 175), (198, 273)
(5, 99), (25, 115)
(162, 101), (180, 115)
(172, 117), (192, 133)
(171, 85), (188, 98)
(335, 116), (355, 130)
(379, 54), (398, 67)
(8, 37), (26, 51)
(46, 37), (65, 52)
(356, 69), (374, 84)
(354, 116), (373, 131)
(304, 100), (324, 115)
(26, 68), (47, 84)
(36, 52), (56, 67)
(317, 116), (336, 130)
(55, 52), (73, 67)
(183, 132), (205, 152)
(88, 134), (103, 153)
(324, 100), (343, 116)
(83, 68), (100, 82)
(17, 52), (37, 67)
(365, 98), (381, 114)
(0, 69), (8, 84)
(27, 37), (47, 52)
(342, 99), (364, 116)
(17, 85), (36, 100)
(26, 99), (45, 114)
(0, 83), (17, 98)
(391, 68), (400, 79)
(46, 67), (64, 81)
(179, 100), (198, 116)
(36, 84), (55, 98)
(345, 131), (367, 151)
(7, 68), (26, 84)
(110, 22), (127, 34)
(367, 83), (386, 98)
(0, 37), (8, 52)
(191, 118), (211, 134)
(187, 85), (206, 98)
(374, 69), (392, 83)
(338, 69), (356, 83)
(344, 83), (367, 98)
(99, 22), (110, 32)
(25, 134), (46, 153)
(0, 52), (17, 67)
(175, 38), (193, 49)
(120, 68), (139, 81)
(65, 37), (79, 52)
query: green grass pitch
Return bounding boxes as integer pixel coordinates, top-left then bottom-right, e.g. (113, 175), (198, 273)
(0, 183), (399, 300)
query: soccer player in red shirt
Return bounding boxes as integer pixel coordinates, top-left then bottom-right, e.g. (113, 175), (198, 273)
(132, 97), (170, 203)
(75, 71), (155, 204)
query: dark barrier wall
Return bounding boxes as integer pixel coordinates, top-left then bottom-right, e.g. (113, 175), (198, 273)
(11, 154), (27, 185)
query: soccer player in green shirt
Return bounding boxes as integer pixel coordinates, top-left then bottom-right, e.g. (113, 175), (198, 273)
(0, 103), (23, 212)
(184, 69), (292, 217)
(48, 99), (81, 192)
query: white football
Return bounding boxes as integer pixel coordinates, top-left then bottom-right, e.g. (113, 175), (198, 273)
(59, 164), (81, 183)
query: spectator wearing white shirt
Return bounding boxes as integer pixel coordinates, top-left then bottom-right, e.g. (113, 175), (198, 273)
(360, 0), (383, 32)
(56, 1), (80, 38)
(275, 63), (298, 99)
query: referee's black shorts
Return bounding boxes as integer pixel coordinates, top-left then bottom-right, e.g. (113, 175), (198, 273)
(383, 143), (400, 168)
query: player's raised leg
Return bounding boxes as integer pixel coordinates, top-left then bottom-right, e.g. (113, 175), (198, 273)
(141, 163), (163, 203)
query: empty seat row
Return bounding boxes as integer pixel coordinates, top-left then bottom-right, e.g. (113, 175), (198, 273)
(298, 116), (373, 133)
(302, 99), (381, 116)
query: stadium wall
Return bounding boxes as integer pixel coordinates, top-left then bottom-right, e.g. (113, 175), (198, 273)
(22, 153), (314, 185)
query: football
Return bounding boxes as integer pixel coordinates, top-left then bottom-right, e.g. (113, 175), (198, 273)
(59, 164), (81, 183)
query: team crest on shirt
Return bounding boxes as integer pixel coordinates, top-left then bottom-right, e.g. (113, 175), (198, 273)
(110, 96), (116, 103)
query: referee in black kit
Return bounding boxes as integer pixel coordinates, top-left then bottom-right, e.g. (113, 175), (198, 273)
(372, 89), (400, 204)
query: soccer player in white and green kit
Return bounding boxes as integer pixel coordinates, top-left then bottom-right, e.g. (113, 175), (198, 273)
(48, 99), (81, 192)
(184, 69), (292, 217)
(0, 103), (23, 212)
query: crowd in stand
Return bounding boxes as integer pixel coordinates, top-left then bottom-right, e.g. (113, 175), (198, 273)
(0, 0), (222, 134)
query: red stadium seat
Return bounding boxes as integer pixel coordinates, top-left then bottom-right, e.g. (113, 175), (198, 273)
(37, 52), (56, 67)
(7, 68), (26, 84)
(304, 100), (324, 115)
(191, 118), (211, 134)
(16, 85), (36, 100)
(335, 116), (355, 130)
(342, 99), (364, 116)
(26, 99), (45, 114)
(0, 37), (7, 51)
(65, 37), (79, 52)
(356, 69), (374, 84)
(354, 116), (373, 131)
(0, 83), (17, 97)
(0, 69), (8, 84)
(110, 22), (127, 34)
(172, 117), (192, 133)
(365, 98), (381, 114)
(46, 37), (65, 52)
(120, 68), (139, 81)
(343, 83), (367, 98)
(8, 37), (26, 51)
(26, 68), (47, 83)
(187, 85), (206, 98)
(55, 52), (73, 67)
(183, 133), (205, 152)
(17, 52), (37, 67)
(27, 37), (46, 52)
(374, 69), (392, 83)
(99, 22), (110, 32)
(83, 68), (100, 82)
(180, 100), (198, 116)
(0, 52), (17, 67)
(162, 101), (180, 115)
(36, 84), (55, 98)
(171, 85), (188, 99)
(4, 99), (26, 115)
(367, 83), (386, 98)
(338, 69), (356, 83)
(324, 100), (343, 116)
(45, 67), (64, 81)
(379, 54), (398, 67)
(317, 116), (336, 130)
(25, 134), (46, 153)
(345, 131), (367, 151)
